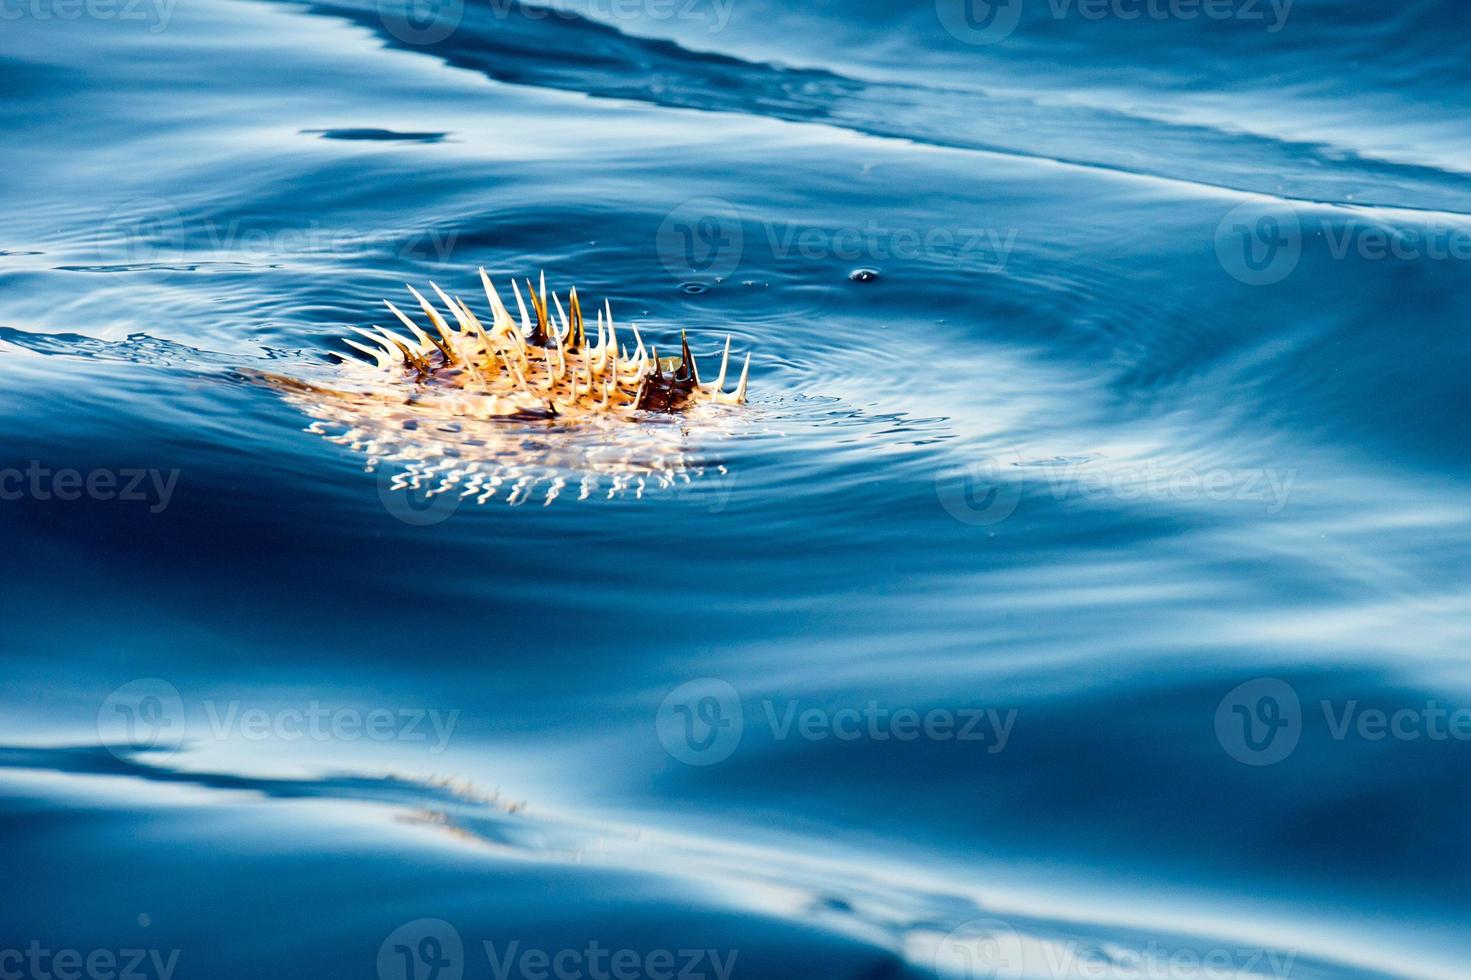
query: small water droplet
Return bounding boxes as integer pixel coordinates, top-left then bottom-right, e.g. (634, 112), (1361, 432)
(678, 282), (710, 295)
(848, 268), (880, 283)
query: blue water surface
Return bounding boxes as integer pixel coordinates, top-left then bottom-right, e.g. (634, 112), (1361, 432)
(3, 0), (1470, 977)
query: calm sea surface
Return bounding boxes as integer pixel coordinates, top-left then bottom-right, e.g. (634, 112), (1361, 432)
(3, 1), (1471, 977)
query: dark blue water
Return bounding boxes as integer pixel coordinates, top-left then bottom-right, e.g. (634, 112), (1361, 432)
(4, 1), (1471, 977)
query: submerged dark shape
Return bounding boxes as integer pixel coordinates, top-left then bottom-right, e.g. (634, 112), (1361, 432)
(301, 127), (448, 142)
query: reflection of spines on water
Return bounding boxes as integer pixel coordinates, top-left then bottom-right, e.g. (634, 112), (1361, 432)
(289, 390), (734, 508)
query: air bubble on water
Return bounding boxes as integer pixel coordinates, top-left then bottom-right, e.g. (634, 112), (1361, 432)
(848, 268), (880, 283)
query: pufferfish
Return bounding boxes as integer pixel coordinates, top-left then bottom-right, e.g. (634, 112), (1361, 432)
(269, 270), (750, 506)
(336, 268), (748, 417)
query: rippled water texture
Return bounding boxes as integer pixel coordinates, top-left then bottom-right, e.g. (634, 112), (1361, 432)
(3, 1), (1470, 977)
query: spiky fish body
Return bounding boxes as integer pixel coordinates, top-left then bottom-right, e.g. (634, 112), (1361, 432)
(339, 269), (748, 420)
(269, 270), (750, 506)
